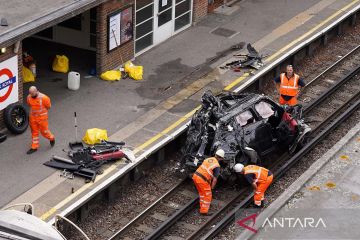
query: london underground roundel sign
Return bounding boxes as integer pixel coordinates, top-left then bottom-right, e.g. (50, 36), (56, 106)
(0, 56), (18, 110)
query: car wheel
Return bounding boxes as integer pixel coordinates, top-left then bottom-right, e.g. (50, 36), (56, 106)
(4, 103), (29, 134)
(0, 133), (6, 143)
(298, 133), (311, 149)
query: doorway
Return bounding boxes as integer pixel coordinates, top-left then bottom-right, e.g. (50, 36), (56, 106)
(154, 0), (174, 45)
(135, 0), (192, 55)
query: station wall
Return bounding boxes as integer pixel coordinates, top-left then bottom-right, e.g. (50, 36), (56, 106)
(96, 0), (135, 74)
(0, 0), (210, 130)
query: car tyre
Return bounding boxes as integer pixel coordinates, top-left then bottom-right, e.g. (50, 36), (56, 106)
(0, 133), (6, 143)
(298, 133), (311, 149)
(4, 103), (29, 134)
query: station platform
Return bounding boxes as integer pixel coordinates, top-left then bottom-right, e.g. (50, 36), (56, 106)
(2, 0), (360, 224)
(238, 121), (360, 240)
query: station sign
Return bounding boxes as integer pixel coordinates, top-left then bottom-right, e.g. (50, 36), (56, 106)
(0, 55), (18, 111)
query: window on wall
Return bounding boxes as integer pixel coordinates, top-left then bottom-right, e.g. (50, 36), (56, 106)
(58, 14), (82, 31)
(135, 0), (154, 53)
(90, 8), (97, 48)
(137, 0), (154, 9)
(158, 8), (172, 27)
(136, 18), (153, 38)
(175, 0), (191, 31)
(157, 0), (173, 27)
(136, 33), (153, 53)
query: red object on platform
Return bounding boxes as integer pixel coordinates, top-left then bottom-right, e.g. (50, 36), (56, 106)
(92, 150), (125, 161)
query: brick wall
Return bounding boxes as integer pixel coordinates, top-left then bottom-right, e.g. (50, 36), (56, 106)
(0, 43), (23, 130)
(96, 0), (135, 74)
(193, 0), (208, 22)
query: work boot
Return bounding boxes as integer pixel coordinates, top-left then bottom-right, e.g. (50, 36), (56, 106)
(50, 139), (55, 147)
(200, 212), (214, 216)
(250, 202), (262, 208)
(26, 148), (37, 154)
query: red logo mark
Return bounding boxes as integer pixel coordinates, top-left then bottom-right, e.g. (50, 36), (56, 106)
(0, 68), (14, 102)
(237, 213), (258, 233)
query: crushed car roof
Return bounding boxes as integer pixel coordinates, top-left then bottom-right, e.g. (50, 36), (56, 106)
(215, 93), (274, 123)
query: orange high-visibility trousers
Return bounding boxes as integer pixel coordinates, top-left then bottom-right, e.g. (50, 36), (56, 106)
(254, 175), (273, 206)
(279, 95), (297, 106)
(192, 174), (212, 214)
(30, 118), (54, 149)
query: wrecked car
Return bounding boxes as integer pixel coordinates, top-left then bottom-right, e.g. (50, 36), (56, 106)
(182, 91), (311, 180)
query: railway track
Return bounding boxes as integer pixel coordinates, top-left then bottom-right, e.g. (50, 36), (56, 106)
(108, 46), (360, 240)
(201, 99), (360, 240)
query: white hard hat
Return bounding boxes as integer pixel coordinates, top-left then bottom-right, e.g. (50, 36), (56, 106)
(233, 163), (244, 173)
(215, 149), (225, 158)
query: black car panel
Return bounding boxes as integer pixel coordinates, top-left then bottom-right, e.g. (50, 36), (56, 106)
(182, 91), (311, 179)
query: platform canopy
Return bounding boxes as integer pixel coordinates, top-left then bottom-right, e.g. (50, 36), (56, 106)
(0, 0), (106, 47)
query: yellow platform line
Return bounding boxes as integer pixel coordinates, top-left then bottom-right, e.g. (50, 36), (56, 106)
(133, 106), (201, 154)
(40, 159), (125, 221)
(265, 0), (359, 63)
(223, 72), (252, 91)
(40, 0), (359, 221)
(40, 107), (200, 222)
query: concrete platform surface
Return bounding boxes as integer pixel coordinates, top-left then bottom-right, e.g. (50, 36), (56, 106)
(1, 0), (359, 222)
(238, 122), (360, 240)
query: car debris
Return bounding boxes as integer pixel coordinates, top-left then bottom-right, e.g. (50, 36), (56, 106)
(220, 43), (266, 71)
(182, 91), (311, 181)
(44, 140), (133, 182)
(59, 170), (74, 179)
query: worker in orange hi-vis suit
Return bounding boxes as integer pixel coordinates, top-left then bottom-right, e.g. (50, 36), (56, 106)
(26, 86), (55, 154)
(192, 149), (225, 215)
(274, 65), (306, 106)
(233, 163), (273, 207)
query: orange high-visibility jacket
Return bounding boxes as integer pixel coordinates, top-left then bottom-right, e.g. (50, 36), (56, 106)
(27, 93), (51, 120)
(243, 165), (270, 184)
(279, 73), (300, 97)
(195, 157), (220, 183)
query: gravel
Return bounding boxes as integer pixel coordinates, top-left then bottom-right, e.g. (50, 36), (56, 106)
(215, 22), (360, 240)
(216, 108), (360, 239)
(66, 20), (360, 240)
(65, 157), (187, 240)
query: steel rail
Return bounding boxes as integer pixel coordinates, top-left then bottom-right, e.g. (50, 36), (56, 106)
(185, 188), (249, 240)
(201, 98), (360, 240)
(305, 44), (360, 87)
(233, 4), (360, 94)
(108, 178), (188, 240)
(145, 197), (198, 240)
(184, 64), (360, 239)
(303, 64), (360, 115)
(136, 64), (360, 240)
(49, 6), (360, 227)
(309, 90), (360, 136)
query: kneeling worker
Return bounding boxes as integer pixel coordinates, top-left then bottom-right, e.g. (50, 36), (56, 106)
(192, 149), (225, 215)
(233, 164), (273, 207)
